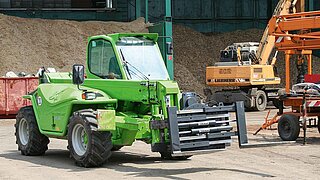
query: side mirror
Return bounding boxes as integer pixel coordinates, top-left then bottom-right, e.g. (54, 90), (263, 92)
(72, 64), (85, 85)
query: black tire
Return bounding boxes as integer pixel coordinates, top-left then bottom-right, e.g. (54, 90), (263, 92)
(278, 114), (300, 141)
(68, 109), (112, 167)
(15, 106), (49, 155)
(254, 90), (267, 111)
(111, 145), (123, 151)
(159, 145), (192, 160)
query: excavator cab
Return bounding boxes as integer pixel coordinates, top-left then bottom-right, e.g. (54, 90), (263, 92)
(216, 42), (259, 66)
(220, 49), (237, 63)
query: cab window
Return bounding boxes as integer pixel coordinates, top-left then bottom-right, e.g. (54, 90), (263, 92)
(88, 39), (122, 79)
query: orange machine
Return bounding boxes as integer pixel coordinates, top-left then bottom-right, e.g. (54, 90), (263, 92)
(205, 0), (303, 111)
(255, 10), (320, 143)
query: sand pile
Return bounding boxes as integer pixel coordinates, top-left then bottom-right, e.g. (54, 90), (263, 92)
(0, 14), (148, 75)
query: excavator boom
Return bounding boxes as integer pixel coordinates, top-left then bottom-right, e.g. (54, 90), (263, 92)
(269, 11), (320, 50)
(257, 0), (304, 65)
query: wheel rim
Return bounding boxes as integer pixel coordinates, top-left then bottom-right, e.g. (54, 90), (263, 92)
(258, 96), (263, 105)
(72, 124), (88, 156)
(281, 121), (291, 136)
(19, 118), (29, 146)
(257, 94), (266, 110)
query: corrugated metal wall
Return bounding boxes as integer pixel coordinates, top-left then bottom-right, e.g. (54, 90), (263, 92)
(1, 0), (319, 32)
(130, 0), (319, 33)
(172, 0), (276, 32)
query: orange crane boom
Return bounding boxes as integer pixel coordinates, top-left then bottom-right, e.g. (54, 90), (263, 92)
(269, 10), (320, 92)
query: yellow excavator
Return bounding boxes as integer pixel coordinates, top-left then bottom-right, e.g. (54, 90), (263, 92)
(205, 0), (305, 111)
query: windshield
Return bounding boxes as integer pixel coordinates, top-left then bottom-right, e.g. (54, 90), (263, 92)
(116, 38), (170, 80)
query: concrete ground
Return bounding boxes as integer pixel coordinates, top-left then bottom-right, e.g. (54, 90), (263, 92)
(0, 108), (319, 180)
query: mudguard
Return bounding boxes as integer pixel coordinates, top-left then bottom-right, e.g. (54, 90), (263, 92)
(23, 83), (117, 137)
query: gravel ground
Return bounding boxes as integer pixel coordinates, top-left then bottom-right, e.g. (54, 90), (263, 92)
(0, 108), (319, 180)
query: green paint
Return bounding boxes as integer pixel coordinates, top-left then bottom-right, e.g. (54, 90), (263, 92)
(97, 110), (116, 131)
(83, 132), (88, 145)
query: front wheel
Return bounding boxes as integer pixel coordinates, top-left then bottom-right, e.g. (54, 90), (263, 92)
(68, 109), (112, 167)
(278, 115), (300, 141)
(15, 106), (49, 155)
(160, 152), (192, 160)
(159, 145), (192, 160)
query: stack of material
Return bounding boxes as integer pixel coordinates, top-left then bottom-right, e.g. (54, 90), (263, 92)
(0, 14), (148, 75)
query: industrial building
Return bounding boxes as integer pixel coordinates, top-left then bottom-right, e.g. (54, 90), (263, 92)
(0, 0), (318, 32)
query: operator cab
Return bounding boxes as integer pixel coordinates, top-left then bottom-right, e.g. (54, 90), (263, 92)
(215, 42), (259, 66)
(88, 39), (123, 79)
(88, 35), (170, 81)
(116, 36), (170, 80)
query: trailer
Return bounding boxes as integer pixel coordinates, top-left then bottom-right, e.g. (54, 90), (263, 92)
(0, 77), (38, 118)
(254, 11), (320, 141)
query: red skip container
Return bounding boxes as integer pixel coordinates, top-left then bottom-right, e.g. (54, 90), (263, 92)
(0, 77), (38, 118)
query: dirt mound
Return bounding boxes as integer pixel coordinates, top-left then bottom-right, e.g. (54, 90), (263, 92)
(0, 14), (148, 75)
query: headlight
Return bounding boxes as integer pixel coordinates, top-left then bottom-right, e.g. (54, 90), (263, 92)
(82, 92), (96, 100)
(165, 95), (171, 107)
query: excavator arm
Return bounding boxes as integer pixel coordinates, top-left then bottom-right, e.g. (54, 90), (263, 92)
(256, 0), (304, 65)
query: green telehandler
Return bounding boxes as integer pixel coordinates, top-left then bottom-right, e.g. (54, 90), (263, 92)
(15, 33), (247, 167)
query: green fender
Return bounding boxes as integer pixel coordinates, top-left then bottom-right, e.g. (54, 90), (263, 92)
(23, 83), (117, 137)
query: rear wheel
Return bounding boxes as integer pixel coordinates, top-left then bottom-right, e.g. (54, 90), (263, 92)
(278, 114), (300, 141)
(254, 90), (267, 111)
(68, 109), (112, 167)
(15, 106), (49, 155)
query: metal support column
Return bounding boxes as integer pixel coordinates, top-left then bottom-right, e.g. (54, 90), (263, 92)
(307, 54), (312, 75)
(145, 0), (148, 22)
(164, 0), (173, 79)
(285, 52), (291, 93)
(309, 0), (314, 11)
(147, 0), (173, 79)
(135, 0), (141, 19)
